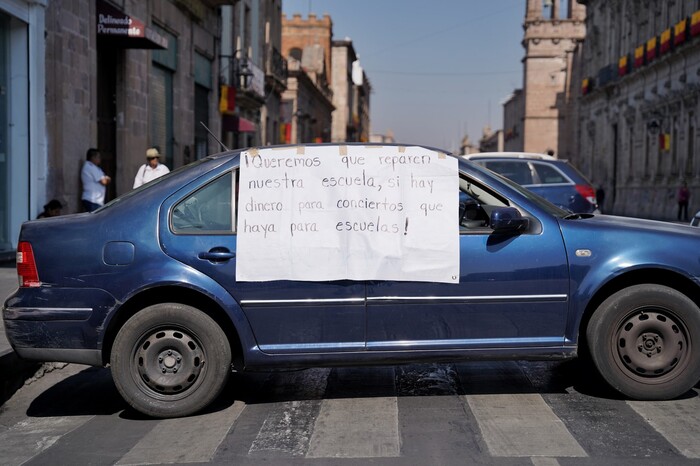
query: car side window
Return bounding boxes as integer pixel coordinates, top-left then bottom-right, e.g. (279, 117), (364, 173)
(172, 171), (235, 234)
(532, 163), (568, 184)
(484, 161), (534, 185)
(458, 175), (508, 232)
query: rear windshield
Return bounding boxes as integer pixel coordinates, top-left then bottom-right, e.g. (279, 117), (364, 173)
(98, 157), (214, 212)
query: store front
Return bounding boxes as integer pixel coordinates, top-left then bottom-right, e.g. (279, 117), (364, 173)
(0, 11), (10, 255)
(96, 0), (167, 200)
(0, 2), (46, 259)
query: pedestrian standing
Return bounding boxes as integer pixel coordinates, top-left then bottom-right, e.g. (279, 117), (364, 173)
(677, 181), (690, 221)
(133, 147), (170, 189)
(81, 148), (111, 212)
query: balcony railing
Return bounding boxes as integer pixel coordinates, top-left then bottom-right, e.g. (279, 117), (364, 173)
(266, 45), (288, 85)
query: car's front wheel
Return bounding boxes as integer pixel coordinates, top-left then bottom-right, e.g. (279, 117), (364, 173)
(111, 303), (231, 418)
(587, 284), (700, 400)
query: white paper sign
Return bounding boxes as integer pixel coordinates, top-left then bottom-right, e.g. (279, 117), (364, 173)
(236, 145), (459, 283)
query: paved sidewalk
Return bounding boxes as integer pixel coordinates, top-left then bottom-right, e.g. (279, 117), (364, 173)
(1, 262), (40, 405)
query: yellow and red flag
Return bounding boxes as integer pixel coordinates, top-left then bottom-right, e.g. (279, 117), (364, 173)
(581, 78), (591, 95)
(634, 45), (645, 68)
(692, 10), (700, 36)
(674, 18), (687, 46)
(660, 28), (672, 54)
(646, 36), (657, 63)
(618, 55), (629, 77)
(219, 85), (236, 114)
(659, 133), (671, 151)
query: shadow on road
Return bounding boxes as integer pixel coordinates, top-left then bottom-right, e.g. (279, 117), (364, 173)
(24, 359), (698, 420)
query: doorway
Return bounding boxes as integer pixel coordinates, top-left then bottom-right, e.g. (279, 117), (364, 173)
(97, 45), (118, 202)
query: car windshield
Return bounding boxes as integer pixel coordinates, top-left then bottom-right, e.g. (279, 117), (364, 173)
(468, 162), (570, 217)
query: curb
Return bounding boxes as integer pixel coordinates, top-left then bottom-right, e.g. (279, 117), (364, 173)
(0, 348), (41, 406)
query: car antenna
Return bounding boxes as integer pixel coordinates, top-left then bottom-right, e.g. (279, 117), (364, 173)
(200, 121), (230, 152)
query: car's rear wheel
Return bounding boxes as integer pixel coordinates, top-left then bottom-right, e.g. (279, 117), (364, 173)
(111, 303), (231, 418)
(587, 284), (700, 400)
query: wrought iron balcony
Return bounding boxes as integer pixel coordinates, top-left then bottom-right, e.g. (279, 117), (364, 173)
(266, 45), (288, 86)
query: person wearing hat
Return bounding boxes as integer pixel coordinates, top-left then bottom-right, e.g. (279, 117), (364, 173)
(133, 147), (170, 189)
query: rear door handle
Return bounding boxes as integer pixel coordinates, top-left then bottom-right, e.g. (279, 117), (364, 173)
(198, 248), (236, 262)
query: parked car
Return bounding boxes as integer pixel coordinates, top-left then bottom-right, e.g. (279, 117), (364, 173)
(5, 143), (700, 418)
(464, 152), (599, 213)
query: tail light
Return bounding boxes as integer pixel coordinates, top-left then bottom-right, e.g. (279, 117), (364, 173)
(575, 184), (597, 205)
(16, 241), (41, 287)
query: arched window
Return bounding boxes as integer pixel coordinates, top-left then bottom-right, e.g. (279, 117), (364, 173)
(289, 47), (302, 61)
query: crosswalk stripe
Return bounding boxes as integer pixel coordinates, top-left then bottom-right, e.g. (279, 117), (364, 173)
(9, 363), (699, 463)
(627, 397), (700, 458)
(116, 401), (245, 465)
(466, 393), (587, 458)
(306, 397), (400, 458)
(531, 457), (561, 466)
(0, 415), (94, 465)
(247, 399), (322, 456)
(248, 368), (330, 456)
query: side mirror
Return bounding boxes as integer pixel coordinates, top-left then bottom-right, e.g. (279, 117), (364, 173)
(490, 207), (529, 233)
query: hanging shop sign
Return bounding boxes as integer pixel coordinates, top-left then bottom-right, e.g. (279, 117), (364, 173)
(96, 0), (167, 49)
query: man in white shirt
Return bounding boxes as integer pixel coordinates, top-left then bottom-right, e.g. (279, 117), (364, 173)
(133, 147), (170, 189)
(81, 148), (111, 212)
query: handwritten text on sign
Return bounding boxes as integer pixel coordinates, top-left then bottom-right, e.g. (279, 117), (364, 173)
(236, 145), (459, 283)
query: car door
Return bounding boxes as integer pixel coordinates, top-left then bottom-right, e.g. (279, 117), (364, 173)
(526, 161), (578, 212)
(160, 162), (366, 354)
(365, 172), (570, 351)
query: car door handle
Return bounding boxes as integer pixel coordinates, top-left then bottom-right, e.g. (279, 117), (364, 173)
(198, 249), (236, 262)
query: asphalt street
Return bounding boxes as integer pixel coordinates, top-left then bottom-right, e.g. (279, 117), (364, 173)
(3, 253), (700, 464)
(2, 360), (700, 465)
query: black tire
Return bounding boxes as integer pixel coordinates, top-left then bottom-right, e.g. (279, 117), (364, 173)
(111, 303), (231, 418)
(587, 284), (700, 400)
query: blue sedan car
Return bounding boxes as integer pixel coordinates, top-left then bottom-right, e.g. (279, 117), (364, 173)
(4, 143), (700, 418)
(464, 152), (599, 214)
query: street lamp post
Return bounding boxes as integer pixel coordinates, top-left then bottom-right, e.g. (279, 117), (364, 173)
(220, 49), (253, 91)
(218, 49), (255, 149)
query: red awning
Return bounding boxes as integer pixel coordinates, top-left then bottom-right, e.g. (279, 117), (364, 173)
(238, 117), (256, 133)
(222, 115), (257, 133)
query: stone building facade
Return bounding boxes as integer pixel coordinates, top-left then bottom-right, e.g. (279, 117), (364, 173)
(43, 0), (222, 213)
(331, 39), (366, 142)
(220, 0), (286, 149)
(353, 61), (372, 143)
(281, 13), (332, 87)
(282, 60), (334, 143)
(521, 0), (586, 157)
(0, 1), (47, 258)
(574, 0), (700, 219)
(478, 1), (584, 160)
(503, 89), (524, 152)
(0, 0), (289, 256)
(280, 13), (370, 145)
(479, 127), (504, 153)
(280, 13), (334, 143)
